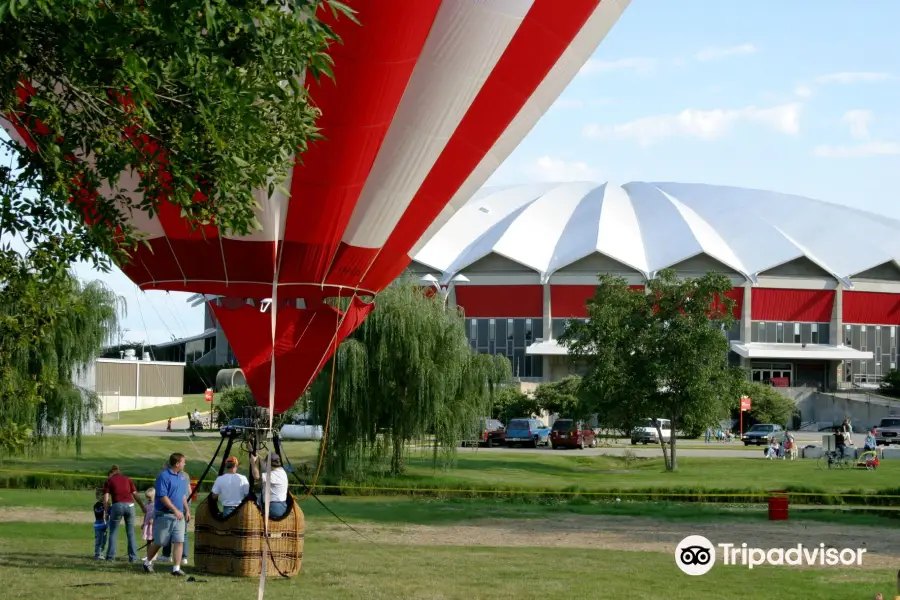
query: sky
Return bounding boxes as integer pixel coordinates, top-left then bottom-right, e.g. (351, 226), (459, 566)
(16, 0), (900, 345)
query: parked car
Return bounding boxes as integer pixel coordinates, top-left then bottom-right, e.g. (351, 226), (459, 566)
(461, 418), (506, 447)
(505, 418), (551, 448)
(741, 423), (783, 446)
(630, 418), (672, 445)
(873, 417), (900, 445)
(550, 419), (596, 449)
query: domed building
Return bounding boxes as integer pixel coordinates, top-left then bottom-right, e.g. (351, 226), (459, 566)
(409, 181), (900, 391)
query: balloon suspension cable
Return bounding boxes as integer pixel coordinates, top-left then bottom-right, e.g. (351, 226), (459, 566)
(258, 250), (279, 600)
(274, 435), (378, 547)
(302, 287), (341, 501)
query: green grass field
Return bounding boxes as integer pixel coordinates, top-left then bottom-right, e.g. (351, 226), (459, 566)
(0, 490), (896, 600)
(103, 394), (218, 426)
(3, 435), (900, 507)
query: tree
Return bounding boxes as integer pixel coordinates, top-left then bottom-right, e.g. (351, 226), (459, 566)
(491, 385), (540, 424)
(0, 0), (353, 366)
(0, 273), (123, 456)
(738, 381), (796, 427)
(880, 369), (900, 398)
(309, 279), (511, 478)
(533, 375), (592, 420)
(561, 268), (742, 471)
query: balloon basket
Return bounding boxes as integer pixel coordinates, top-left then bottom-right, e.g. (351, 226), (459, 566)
(193, 492), (304, 578)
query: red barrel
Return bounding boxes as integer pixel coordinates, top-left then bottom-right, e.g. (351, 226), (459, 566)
(767, 492), (789, 520)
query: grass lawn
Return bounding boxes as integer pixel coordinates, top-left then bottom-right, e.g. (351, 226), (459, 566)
(0, 491), (896, 599)
(104, 394), (219, 426)
(3, 435), (900, 505)
(3, 489), (900, 528)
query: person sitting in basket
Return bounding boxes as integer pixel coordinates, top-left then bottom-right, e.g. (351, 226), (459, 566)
(210, 456), (250, 517)
(249, 451), (289, 518)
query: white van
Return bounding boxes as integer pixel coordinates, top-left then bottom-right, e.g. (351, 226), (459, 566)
(630, 418), (672, 445)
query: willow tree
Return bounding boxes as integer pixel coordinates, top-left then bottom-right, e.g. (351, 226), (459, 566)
(0, 273), (122, 457)
(309, 280), (511, 478)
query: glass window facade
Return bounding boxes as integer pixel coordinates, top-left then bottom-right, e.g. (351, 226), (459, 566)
(465, 317), (543, 378)
(750, 321), (830, 346)
(842, 324), (897, 385)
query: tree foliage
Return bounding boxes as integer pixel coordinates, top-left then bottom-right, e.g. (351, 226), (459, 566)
(491, 385), (540, 423)
(0, 0), (353, 364)
(561, 268), (743, 471)
(0, 273), (122, 456)
(880, 369), (900, 398)
(533, 375), (592, 420)
(737, 381), (797, 427)
(309, 279), (511, 479)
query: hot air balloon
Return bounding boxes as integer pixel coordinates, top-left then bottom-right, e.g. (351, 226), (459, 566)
(2, 0), (630, 580)
(2, 0), (631, 416)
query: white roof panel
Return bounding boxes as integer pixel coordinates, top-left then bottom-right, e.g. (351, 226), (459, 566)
(413, 181), (900, 285)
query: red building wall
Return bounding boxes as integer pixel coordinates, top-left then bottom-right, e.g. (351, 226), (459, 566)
(551, 285), (645, 318)
(751, 288), (834, 322)
(454, 285), (543, 318)
(843, 291), (900, 325)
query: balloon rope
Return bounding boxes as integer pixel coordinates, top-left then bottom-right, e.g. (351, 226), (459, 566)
(258, 250), (278, 600)
(302, 288), (341, 501)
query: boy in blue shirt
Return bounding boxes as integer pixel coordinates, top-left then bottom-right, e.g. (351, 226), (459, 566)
(92, 488), (108, 560)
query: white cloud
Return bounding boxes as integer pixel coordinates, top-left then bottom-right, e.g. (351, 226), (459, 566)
(582, 103), (801, 146)
(693, 43), (758, 62)
(842, 110), (872, 140)
(813, 141), (900, 158)
(794, 85), (813, 98)
(814, 72), (893, 84)
(579, 57), (656, 75)
(529, 157), (600, 182)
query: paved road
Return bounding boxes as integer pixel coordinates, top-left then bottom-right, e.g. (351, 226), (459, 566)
(99, 425), (860, 459)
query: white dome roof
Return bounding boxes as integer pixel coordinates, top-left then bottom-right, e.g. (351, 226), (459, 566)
(412, 181), (900, 285)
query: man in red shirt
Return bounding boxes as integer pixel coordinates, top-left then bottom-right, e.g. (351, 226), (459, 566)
(103, 464), (147, 562)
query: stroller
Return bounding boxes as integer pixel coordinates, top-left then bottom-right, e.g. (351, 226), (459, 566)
(856, 449), (880, 470)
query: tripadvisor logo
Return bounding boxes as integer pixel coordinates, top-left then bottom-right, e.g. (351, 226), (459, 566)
(675, 535), (867, 575)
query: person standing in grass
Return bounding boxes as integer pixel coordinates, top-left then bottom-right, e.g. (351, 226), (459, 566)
(142, 453), (191, 576)
(162, 465), (193, 566)
(103, 465), (147, 563)
(92, 488), (108, 560)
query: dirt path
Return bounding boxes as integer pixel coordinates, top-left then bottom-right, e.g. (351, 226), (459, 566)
(5, 507), (898, 569)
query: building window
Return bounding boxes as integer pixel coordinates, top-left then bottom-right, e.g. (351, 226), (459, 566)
(811, 323), (818, 344)
(758, 322), (766, 342)
(793, 322), (801, 343)
(776, 323), (784, 343)
(488, 319), (495, 342)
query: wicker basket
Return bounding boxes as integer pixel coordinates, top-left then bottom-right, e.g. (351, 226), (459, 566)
(193, 492), (304, 577)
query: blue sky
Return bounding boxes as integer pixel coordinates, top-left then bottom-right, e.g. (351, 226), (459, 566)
(488, 0), (900, 220)
(35, 0), (900, 344)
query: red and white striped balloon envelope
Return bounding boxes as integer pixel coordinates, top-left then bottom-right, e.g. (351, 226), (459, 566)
(1, 0), (630, 413)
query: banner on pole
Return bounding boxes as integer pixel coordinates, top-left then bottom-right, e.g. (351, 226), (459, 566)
(205, 388), (213, 402)
(740, 396), (751, 411)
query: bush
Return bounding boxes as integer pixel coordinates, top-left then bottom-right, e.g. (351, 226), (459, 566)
(214, 385), (257, 425)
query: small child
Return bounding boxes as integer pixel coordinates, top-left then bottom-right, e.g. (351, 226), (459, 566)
(92, 488), (108, 560)
(142, 488), (155, 542)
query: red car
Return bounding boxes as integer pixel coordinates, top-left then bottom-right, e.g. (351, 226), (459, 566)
(550, 419), (597, 449)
